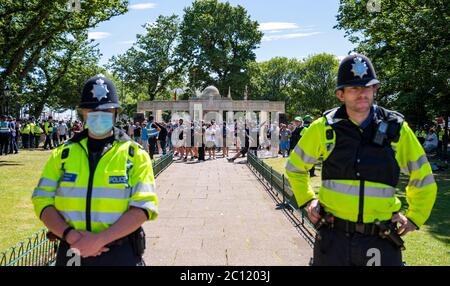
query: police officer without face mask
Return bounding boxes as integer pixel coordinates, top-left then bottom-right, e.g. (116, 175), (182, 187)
(286, 54), (437, 266)
(32, 74), (158, 266)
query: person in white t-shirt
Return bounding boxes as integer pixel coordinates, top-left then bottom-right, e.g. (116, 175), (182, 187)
(423, 128), (438, 153)
(127, 121), (135, 137)
(57, 120), (68, 143)
(205, 123), (216, 159)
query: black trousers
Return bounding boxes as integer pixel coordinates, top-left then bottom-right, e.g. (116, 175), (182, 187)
(22, 134), (29, 149)
(198, 143), (205, 160)
(55, 240), (145, 266)
(34, 135), (41, 148)
(159, 138), (167, 155)
(44, 134), (53, 149)
(240, 147), (249, 156)
(0, 133), (9, 154)
(312, 227), (403, 266)
(52, 134), (59, 147)
(148, 137), (157, 159)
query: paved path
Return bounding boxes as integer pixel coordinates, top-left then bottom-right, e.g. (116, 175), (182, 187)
(143, 155), (312, 266)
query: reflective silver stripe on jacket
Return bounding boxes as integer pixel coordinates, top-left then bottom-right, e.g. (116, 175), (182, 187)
(60, 211), (123, 224)
(285, 160), (308, 174)
(293, 145), (319, 164)
(56, 187), (131, 199)
(407, 174), (435, 189)
(131, 182), (156, 196)
(402, 154), (429, 174)
(322, 180), (396, 198)
(38, 178), (59, 189)
(32, 188), (55, 198)
(129, 201), (158, 213)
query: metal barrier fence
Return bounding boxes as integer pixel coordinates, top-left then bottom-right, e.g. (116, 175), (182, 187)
(0, 152), (174, 267)
(0, 229), (58, 267)
(247, 152), (317, 247)
(152, 151), (174, 177)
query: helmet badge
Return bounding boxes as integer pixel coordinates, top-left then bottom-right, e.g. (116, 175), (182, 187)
(351, 57), (368, 79)
(91, 78), (109, 101)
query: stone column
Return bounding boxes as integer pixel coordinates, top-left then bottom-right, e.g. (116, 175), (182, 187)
(218, 109), (224, 123)
(158, 110), (164, 122)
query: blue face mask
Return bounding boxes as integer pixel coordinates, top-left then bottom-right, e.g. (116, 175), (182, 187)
(86, 111), (114, 136)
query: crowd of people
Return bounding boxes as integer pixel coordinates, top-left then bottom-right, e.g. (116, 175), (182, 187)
(115, 114), (320, 166)
(0, 112), (317, 162)
(115, 116), (264, 162)
(0, 115), (82, 155)
(2, 112), (447, 163)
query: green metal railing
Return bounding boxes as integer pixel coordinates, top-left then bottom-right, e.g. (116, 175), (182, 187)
(152, 151), (174, 177)
(0, 229), (59, 267)
(247, 152), (317, 247)
(0, 152), (174, 267)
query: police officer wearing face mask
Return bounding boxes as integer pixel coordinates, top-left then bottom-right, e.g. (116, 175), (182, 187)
(286, 54), (437, 266)
(32, 74), (158, 266)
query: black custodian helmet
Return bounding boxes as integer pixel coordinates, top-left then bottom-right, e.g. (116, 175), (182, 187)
(79, 74), (121, 110)
(336, 54), (380, 91)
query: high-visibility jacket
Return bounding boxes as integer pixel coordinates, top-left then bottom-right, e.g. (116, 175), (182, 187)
(44, 122), (53, 135)
(286, 105), (437, 228)
(21, 123), (31, 135)
(32, 128), (158, 233)
(0, 120), (9, 133)
(33, 124), (43, 135)
(147, 123), (159, 138)
(438, 129), (445, 141)
(300, 126), (308, 137)
(28, 122), (35, 135)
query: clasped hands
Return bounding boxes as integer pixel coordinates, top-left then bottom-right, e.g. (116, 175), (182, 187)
(65, 230), (110, 258)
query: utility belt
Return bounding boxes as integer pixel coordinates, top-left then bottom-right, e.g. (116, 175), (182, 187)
(107, 227), (146, 257)
(333, 217), (382, 235)
(48, 227), (146, 257)
(314, 210), (405, 250)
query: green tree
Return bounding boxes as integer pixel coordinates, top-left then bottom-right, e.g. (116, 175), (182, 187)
(178, 0), (263, 97)
(21, 33), (103, 117)
(335, 0), (450, 147)
(246, 54), (338, 119)
(0, 0), (128, 114)
(108, 15), (182, 101)
(247, 57), (303, 118)
(295, 53), (340, 115)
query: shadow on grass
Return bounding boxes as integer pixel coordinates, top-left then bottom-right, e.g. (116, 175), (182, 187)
(397, 167), (450, 245)
(0, 161), (24, 167)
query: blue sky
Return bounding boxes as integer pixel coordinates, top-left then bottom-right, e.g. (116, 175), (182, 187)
(88, 0), (356, 67)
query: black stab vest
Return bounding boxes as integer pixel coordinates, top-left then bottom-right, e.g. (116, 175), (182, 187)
(322, 105), (404, 187)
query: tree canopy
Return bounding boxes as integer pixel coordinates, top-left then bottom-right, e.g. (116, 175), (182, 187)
(176, 0), (263, 98)
(248, 54), (339, 119)
(335, 0), (450, 126)
(0, 0), (128, 116)
(108, 15), (182, 102)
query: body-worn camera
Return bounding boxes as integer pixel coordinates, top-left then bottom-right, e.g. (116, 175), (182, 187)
(373, 121), (388, 146)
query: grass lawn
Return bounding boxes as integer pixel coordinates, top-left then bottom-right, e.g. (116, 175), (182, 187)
(0, 150), (51, 251)
(264, 156), (450, 266)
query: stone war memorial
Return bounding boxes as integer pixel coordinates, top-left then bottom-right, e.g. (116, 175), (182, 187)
(137, 86), (285, 126)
